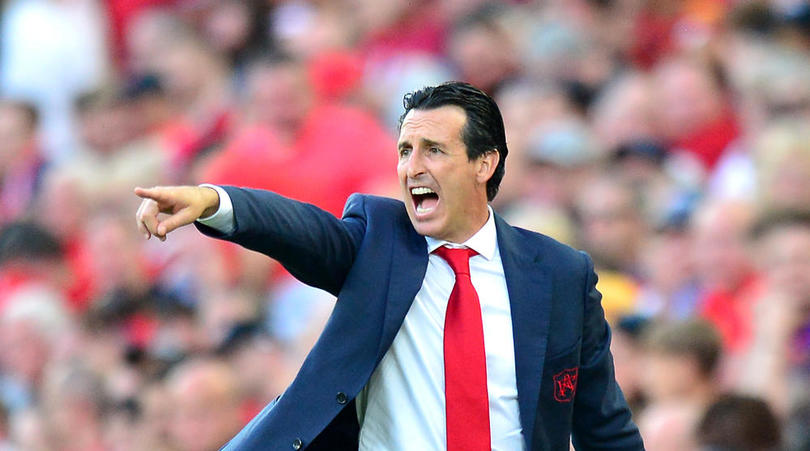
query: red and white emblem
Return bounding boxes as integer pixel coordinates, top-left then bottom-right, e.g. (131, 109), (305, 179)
(553, 367), (578, 402)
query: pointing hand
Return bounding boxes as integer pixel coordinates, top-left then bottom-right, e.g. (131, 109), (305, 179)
(134, 185), (220, 241)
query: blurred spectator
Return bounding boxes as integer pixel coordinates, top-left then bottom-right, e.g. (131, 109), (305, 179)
(493, 81), (576, 210)
(105, 0), (178, 64)
(653, 56), (740, 173)
(0, 101), (46, 224)
(639, 319), (722, 450)
(165, 358), (243, 451)
(0, 222), (68, 312)
(575, 175), (647, 322)
(692, 200), (759, 355)
(610, 315), (651, 416)
(200, 55), (396, 217)
(194, 0), (272, 73)
(83, 212), (151, 310)
(629, 0), (725, 68)
(637, 401), (700, 451)
(353, 0), (452, 126)
(590, 71), (657, 154)
(40, 364), (106, 451)
(64, 87), (170, 205)
(525, 117), (600, 208)
(31, 171), (96, 309)
(641, 319), (721, 410)
(737, 211), (810, 416)
(576, 175), (646, 274)
(0, 289), (72, 413)
(695, 393), (781, 451)
(447, 4), (519, 95)
(753, 120), (810, 213)
(354, 0), (446, 60)
(139, 27), (234, 177)
(635, 224), (701, 320)
(272, 2), (352, 61)
(0, 0), (108, 161)
(225, 334), (292, 417)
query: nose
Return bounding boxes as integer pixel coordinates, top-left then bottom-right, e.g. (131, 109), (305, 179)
(404, 151), (426, 179)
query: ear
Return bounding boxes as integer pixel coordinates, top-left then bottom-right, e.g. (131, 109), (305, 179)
(475, 150), (499, 185)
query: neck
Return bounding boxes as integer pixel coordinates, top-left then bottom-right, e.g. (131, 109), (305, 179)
(444, 205), (491, 244)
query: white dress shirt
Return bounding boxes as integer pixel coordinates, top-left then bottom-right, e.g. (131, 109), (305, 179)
(197, 187), (525, 450)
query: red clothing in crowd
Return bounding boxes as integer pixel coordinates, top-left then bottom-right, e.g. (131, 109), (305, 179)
(700, 274), (761, 354)
(200, 103), (396, 217)
(358, 2), (446, 62)
(672, 111), (739, 171)
(104, 0), (179, 64)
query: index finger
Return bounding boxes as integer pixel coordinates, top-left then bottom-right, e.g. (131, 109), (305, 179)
(134, 186), (172, 203)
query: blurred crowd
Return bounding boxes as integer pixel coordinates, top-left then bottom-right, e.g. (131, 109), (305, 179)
(0, 0), (809, 449)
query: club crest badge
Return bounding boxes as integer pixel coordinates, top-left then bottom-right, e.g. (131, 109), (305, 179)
(553, 367), (578, 402)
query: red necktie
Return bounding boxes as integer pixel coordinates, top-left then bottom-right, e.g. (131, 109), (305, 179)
(434, 246), (491, 451)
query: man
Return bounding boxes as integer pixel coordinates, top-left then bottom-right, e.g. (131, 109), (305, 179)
(0, 100), (47, 224)
(166, 359), (245, 451)
(135, 82), (643, 450)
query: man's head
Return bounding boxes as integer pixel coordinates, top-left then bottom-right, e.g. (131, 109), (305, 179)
(245, 54), (313, 135)
(696, 394), (781, 451)
(642, 319), (721, 404)
(166, 359), (243, 451)
(752, 210), (810, 307)
(397, 82), (508, 242)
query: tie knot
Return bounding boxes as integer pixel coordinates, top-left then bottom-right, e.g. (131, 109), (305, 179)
(434, 246), (477, 276)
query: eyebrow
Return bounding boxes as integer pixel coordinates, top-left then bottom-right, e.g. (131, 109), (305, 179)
(397, 138), (445, 150)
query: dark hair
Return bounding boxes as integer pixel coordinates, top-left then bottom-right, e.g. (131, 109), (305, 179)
(643, 319), (722, 377)
(696, 394), (781, 451)
(399, 81), (508, 201)
(751, 209), (810, 239)
(0, 221), (63, 265)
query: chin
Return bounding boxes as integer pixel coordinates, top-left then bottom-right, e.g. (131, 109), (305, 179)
(408, 214), (444, 239)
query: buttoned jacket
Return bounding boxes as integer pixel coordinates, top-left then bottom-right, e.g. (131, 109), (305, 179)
(196, 187), (644, 451)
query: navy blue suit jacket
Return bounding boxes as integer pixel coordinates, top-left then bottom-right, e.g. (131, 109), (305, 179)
(196, 186), (644, 450)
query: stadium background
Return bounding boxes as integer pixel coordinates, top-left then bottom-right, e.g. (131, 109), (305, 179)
(0, 0), (808, 449)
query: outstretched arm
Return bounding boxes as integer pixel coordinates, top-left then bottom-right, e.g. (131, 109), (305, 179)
(134, 185), (366, 296)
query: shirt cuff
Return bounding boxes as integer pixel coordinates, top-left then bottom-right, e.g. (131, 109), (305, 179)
(196, 184), (236, 234)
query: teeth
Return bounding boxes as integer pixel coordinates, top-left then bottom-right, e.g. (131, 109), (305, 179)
(416, 204), (432, 213)
(410, 187), (435, 195)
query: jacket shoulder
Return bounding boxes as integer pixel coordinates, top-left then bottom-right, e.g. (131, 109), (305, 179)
(511, 224), (588, 270)
(344, 193), (407, 217)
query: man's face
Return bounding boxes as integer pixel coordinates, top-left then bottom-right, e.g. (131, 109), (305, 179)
(397, 106), (494, 243)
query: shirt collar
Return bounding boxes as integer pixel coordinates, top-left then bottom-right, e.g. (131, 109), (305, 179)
(425, 206), (497, 261)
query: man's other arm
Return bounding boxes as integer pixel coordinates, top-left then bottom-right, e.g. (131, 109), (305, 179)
(571, 252), (645, 450)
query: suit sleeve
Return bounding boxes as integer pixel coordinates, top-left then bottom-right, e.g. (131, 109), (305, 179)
(194, 186), (367, 296)
(571, 252), (645, 450)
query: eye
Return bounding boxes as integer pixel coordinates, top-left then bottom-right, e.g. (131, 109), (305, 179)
(428, 146), (441, 154)
(399, 147), (411, 158)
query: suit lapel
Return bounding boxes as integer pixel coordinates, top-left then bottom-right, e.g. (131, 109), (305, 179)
(496, 215), (552, 450)
(376, 208), (429, 363)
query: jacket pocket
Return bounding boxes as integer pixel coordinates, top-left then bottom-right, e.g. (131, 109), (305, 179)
(536, 342), (581, 448)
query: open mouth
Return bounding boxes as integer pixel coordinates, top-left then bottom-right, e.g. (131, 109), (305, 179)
(410, 187), (439, 215)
